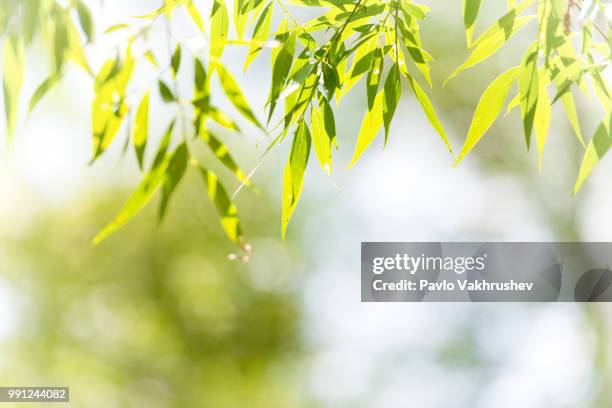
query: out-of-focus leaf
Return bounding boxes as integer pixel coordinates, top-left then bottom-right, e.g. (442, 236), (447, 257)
(186, 0), (205, 31)
(76, 0), (94, 42)
(282, 120), (311, 239)
(455, 67), (520, 164)
(366, 48), (384, 110)
(463, 0), (483, 47)
(2, 34), (24, 140)
(171, 44), (182, 78)
(210, 0), (229, 59)
(29, 74), (61, 114)
(519, 42), (539, 148)
(574, 115), (612, 194)
(92, 47), (134, 160)
(133, 92), (150, 170)
(158, 80), (176, 102)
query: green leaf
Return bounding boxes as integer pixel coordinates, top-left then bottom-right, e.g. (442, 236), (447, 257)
(574, 115), (612, 194)
(311, 100), (333, 174)
(366, 48), (384, 110)
(519, 42), (539, 148)
(2, 34), (24, 140)
(349, 90), (384, 167)
(534, 78), (551, 172)
(463, 0), (483, 47)
(268, 18), (296, 123)
(407, 75), (453, 155)
(133, 92), (150, 170)
(282, 120), (311, 239)
(93, 122), (176, 244)
(199, 129), (250, 184)
(171, 44), (182, 78)
(29, 74), (61, 114)
(445, 13), (534, 84)
(383, 64), (401, 143)
(210, 0), (229, 59)
(92, 47), (134, 160)
(245, 1), (273, 71)
(196, 165), (244, 244)
(455, 66), (520, 165)
(186, 0), (205, 31)
(158, 80), (176, 103)
(76, 0), (94, 42)
(159, 143), (189, 221)
(213, 60), (263, 129)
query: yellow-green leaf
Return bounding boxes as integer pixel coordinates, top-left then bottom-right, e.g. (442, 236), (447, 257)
(311, 101), (332, 174)
(159, 143), (189, 221)
(534, 80), (551, 172)
(244, 1), (273, 71)
(282, 120), (311, 239)
(199, 129), (250, 184)
(197, 165), (244, 244)
(455, 67), (520, 165)
(210, 0), (229, 59)
(2, 35), (25, 140)
(133, 92), (150, 170)
(349, 90), (384, 168)
(213, 60), (263, 129)
(445, 15), (533, 85)
(574, 115), (612, 194)
(463, 0), (483, 47)
(519, 42), (539, 148)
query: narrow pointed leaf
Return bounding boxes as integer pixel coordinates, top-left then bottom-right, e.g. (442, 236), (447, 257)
(455, 67), (520, 164)
(213, 61), (263, 128)
(349, 90), (384, 167)
(282, 121), (311, 239)
(133, 92), (150, 170)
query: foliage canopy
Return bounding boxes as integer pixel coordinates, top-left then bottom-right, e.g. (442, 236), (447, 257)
(1, 0), (611, 249)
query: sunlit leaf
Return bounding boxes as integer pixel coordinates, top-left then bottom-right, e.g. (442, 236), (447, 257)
(133, 92), (150, 170)
(534, 77), (551, 172)
(196, 164), (244, 244)
(519, 42), (538, 148)
(455, 67), (520, 164)
(311, 100), (333, 174)
(245, 1), (273, 71)
(2, 34), (24, 140)
(282, 120), (311, 239)
(463, 0), (483, 47)
(383, 64), (401, 143)
(349, 90), (384, 167)
(159, 142), (189, 221)
(210, 0), (229, 59)
(76, 0), (94, 42)
(212, 60), (263, 129)
(29, 74), (61, 114)
(574, 115), (612, 194)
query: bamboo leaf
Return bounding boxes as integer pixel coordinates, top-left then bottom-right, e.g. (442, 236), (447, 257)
(213, 60), (263, 129)
(463, 0), (483, 47)
(159, 142), (189, 221)
(2, 34), (25, 140)
(245, 1), (273, 71)
(29, 74), (61, 114)
(76, 0), (94, 42)
(171, 44), (182, 78)
(519, 42), (539, 148)
(210, 0), (229, 59)
(383, 64), (401, 143)
(158, 80), (176, 103)
(282, 120), (311, 239)
(455, 67), (520, 164)
(349, 90), (385, 167)
(574, 115), (612, 194)
(534, 79), (551, 172)
(311, 100), (333, 174)
(197, 165), (244, 244)
(133, 92), (150, 170)
(199, 129), (251, 184)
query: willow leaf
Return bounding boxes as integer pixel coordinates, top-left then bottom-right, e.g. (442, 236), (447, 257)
(213, 61), (263, 129)
(2, 35), (24, 140)
(349, 90), (385, 167)
(245, 1), (273, 71)
(534, 81), (551, 172)
(159, 143), (189, 221)
(463, 0), (483, 47)
(455, 67), (520, 165)
(282, 121), (311, 239)
(519, 42), (539, 148)
(210, 0), (229, 59)
(311, 102), (333, 174)
(133, 92), (150, 170)
(574, 115), (612, 194)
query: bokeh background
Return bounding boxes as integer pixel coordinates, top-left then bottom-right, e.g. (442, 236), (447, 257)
(2, 1), (612, 407)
